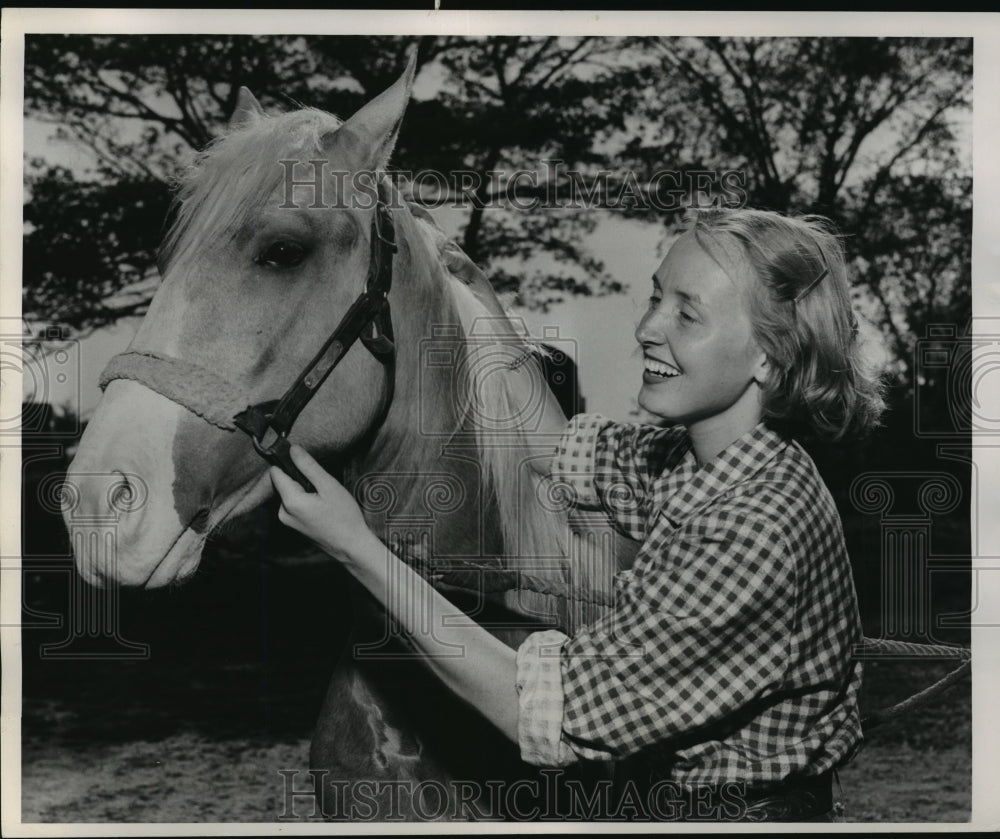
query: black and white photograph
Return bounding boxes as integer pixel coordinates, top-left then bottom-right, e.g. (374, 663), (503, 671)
(2, 8), (997, 832)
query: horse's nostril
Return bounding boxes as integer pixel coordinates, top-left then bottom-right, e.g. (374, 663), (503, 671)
(106, 470), (148, 514)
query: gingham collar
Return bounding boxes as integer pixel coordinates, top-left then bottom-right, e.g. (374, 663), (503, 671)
(655, 422), (791, 530)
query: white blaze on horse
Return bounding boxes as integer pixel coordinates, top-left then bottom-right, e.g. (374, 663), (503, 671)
(64, 52), (627, 819)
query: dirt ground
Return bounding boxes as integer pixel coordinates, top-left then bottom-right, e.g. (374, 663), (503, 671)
(18, 550), (972, 825)
(20, 729), (971, 824)
(18, 729), (973, 824)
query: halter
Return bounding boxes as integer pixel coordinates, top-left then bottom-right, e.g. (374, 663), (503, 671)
(99, 178), (398, 493)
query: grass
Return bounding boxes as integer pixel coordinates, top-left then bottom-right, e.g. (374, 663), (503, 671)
(840, 658), (971, 821)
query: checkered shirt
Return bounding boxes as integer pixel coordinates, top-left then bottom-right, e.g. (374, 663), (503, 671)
(514, 414), (864, 785)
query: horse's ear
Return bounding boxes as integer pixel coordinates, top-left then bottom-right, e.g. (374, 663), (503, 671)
(323, 46), (418, 171)
(229, 87), (265, 129)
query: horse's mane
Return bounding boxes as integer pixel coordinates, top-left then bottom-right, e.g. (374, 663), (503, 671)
(362, 200), (575, 584)
(160, 108), (344, 270)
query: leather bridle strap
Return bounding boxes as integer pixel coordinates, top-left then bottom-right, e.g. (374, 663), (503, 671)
(99, 178), (398, 494)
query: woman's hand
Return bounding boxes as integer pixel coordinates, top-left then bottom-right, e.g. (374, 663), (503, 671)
(269, 445), (373, 564)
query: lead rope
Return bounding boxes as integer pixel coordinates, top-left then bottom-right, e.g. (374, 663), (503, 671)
(857, 638), (971, 731)
(424, 556), (971, 732)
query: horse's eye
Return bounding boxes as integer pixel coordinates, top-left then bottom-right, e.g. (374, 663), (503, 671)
(255, 240), (307, 269)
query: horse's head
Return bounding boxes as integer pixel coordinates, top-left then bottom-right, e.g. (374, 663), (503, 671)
(64, 54), (434, 587)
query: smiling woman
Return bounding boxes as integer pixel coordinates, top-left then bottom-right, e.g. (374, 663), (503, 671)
(14, 23), (978, 828)
(638, 231), (769, 465)
(272, 206), (889, 822)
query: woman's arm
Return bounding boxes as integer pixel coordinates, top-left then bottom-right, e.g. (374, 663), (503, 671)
(349, 528), (521, 742)
(270, 445), (521, 742)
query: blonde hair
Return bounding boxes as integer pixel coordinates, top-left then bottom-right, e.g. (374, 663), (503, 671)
(692, 208), (886, 441)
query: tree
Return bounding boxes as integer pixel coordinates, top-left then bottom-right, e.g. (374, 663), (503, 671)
(618, 36), (972, 393)
(22, 34), (639, 333)
(23, 35), (973, 402)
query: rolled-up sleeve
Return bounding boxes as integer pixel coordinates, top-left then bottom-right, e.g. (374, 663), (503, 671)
(550, 414), (684, 542)
(514, 630), (615, 766)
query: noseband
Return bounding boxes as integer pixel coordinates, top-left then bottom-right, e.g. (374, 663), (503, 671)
(99, 179), (398, 492)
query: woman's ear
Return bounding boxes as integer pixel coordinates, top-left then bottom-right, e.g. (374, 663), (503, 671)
(752, 352), (771, 387)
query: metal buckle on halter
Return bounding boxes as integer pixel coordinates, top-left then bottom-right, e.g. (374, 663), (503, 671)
(360, 196), (397, 359)
(359, 299), (395, 359)
(373, 205), (396, 248)
(233, 401), (316, 493)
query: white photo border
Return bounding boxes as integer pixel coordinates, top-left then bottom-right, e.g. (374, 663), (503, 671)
(2, 8), (997, 836)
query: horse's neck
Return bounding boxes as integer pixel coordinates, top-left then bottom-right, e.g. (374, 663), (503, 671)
(337, 218), (606, 634)
(340, 244), (562, 564)
(342, 340), (577, 629)
(345, 413), (510, 561)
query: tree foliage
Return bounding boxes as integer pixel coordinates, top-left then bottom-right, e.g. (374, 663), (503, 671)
(23, 34), (972, 400)
(23, 34), (640, 331)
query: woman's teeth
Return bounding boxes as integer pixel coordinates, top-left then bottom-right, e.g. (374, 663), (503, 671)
(644, 358), (680, 378)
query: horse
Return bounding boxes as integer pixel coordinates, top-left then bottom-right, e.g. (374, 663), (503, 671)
(62, 52), (628, 820)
